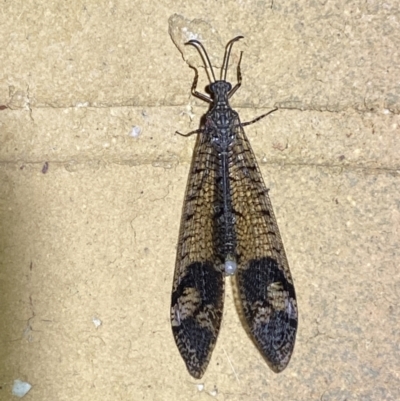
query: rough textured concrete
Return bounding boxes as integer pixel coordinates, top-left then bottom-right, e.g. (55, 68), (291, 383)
(0, 1), (399, 400)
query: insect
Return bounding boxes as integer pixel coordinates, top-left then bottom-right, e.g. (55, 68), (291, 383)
(171, 36), (298, 379)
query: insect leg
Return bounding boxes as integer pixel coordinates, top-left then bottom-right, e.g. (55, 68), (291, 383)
(176, 127), (204, 137)
(188, 66), (212, 103)
(240, 108), (278, 127)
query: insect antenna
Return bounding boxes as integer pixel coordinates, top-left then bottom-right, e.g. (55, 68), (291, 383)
(186, 39), (216, 83)
(221, 36), (244, 81)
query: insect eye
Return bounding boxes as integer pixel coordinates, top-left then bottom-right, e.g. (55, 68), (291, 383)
(225, 82), (232, 91)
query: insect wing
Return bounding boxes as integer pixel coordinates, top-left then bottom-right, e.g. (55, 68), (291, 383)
(171, 131), (225, 379)
(230, 118), (298, 372)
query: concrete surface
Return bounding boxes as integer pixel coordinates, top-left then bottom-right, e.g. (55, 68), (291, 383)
(0, 1), (399, 400)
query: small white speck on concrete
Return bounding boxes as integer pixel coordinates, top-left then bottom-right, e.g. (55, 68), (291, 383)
(180, 104), (195, 121)
(12, 380), (32, 397)
(128, 126), (142, 138)
(75, 102), (89, 108)
(208, 386), (218, 397)
(92, 317), (102, 328)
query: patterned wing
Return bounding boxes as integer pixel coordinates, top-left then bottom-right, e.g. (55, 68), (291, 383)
(171, 130), (225, 379)
(229, 117), (298, 372)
